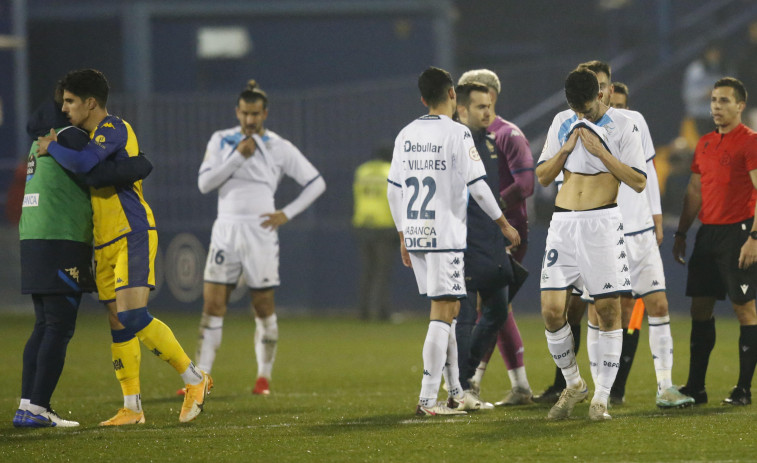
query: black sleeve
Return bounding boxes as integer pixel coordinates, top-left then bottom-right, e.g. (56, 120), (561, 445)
(82, 152), (154, 188)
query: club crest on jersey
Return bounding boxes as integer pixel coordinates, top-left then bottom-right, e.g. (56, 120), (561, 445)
(469, 146), (481, 161)
(94, 134), (107, 149)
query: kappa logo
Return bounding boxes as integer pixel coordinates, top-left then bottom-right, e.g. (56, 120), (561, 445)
(632, 124), (639, 132)
(617, 237), (625, 245)
(112, 358), (124, 371)
(452, 257), (460, 265)
(423, 369), (431, 376)
(65, 267), (80, 283)
(652, 280), (660, 286)
(116, 277), (124, 284)
(451, 271), (460, 279)
(741, 284), (750, 294)
(621, 264), (629, 272)
(603, 283), (613, 289)
(452, 284), (462, 291)
(541, 272), (549, 282)
(618, 251), (626, 259)
(623, 278), (631, 286)
(101, 122), (115, 129)
(743, 345), (750, 352)
(151, 348), (163, 357)
(617, 223), (624, 231)
(464, 131), (471, 139)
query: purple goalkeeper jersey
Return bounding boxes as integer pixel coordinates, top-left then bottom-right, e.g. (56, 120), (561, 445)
(488, 116), (534, 232)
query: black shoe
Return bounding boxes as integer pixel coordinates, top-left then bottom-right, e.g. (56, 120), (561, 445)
(609, 393), (625, 406)
(722, 386), (751, 406)
(678, 385), (708, 404)
(532, 384), (564, 404)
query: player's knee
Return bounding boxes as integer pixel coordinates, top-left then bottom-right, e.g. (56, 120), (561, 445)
(117, 307), (154, 333)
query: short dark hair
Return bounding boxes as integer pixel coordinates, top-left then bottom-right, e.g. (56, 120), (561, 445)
(238, 79), (268, 109)
(577, 60), (612, 80)
(418, 67), (453, 107)
(565, 69), (599, 110)
(714, 77), (748, 103)
(58, 69), (109, 107)
(455, 82), (489, 108)
(612, 81), (629, 98)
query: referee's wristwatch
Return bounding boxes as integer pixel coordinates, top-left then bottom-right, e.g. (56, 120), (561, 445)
(750, 231), (757, 240)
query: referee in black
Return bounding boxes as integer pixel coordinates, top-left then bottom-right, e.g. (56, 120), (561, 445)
(673, 77), (757, 406)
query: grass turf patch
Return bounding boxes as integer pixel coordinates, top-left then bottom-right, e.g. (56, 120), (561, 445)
(1, 310), (756, 462)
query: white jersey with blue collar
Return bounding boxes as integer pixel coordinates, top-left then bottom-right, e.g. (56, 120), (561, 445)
(198, 127), (321, 221)
(539, 106), (646, 177)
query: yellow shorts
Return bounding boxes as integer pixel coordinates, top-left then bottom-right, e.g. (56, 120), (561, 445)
(94, 229), (157, 303)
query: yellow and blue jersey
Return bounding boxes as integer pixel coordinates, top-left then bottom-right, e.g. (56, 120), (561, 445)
(89, 116), (155, 246)
(48, 114), (156, 246)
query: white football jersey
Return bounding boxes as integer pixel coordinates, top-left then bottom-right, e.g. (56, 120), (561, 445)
(198, 127), (320, 221)
(539, 107), (646, 177)
(614, 108), (659, 233)
(387, 114), (486, 252)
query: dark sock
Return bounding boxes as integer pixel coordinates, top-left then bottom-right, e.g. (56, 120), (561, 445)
(21, 296), (46, 400)
(737, 325), (757, 391)
(463, 287), (507, 389)
(611, 329), (640, 397)
(455, 292), (477, 389)
(29, 294), (80, 409)
(686, 318), (716, 391)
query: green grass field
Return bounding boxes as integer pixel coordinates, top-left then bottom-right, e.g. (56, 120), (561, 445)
(1, 309), (755, 462)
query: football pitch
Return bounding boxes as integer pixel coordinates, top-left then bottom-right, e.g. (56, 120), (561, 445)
(1, 309), (756, 462)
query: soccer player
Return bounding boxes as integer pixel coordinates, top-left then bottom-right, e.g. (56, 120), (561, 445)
(194, 80), (325, 395)
(457, 69), (535, 406)
(610, 82), (629, 109)
(15, 88), (152, 428)
(452, 82), (516, 409)
(37, 68), (212, 425)
(536, 67), (646, 420)
(674, 77), (757, 406)
(387, 67), (520, 416)
(574, 62), (692, 408)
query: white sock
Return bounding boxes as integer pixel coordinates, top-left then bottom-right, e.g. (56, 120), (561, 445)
(507, 366), (531, 392)
(255, 314), (279, 379)
(196, 314), (224, 374)
(19, 398), (30, 411)
(419, 321), (450, 407)
(648, 315), (674, 393)
(124, 394), (142, 412)
(181, 361), (204, 386)
(594, 329), (623, 404)
(443, 319), (463, 398)
(472, 361), (487, 385)
(587, 322), (600, 387)
(27, 403), (46, 415)
(545, 323), (582, 389)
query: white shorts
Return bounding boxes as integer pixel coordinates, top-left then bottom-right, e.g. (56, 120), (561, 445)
(624, 228), (666, 297)
(540, 207), (631, 298)
(408, 251), (466, 299)
(203, 219), (280, 289)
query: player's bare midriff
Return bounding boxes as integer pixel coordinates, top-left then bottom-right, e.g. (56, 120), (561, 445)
(555, 170), (620, 211)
